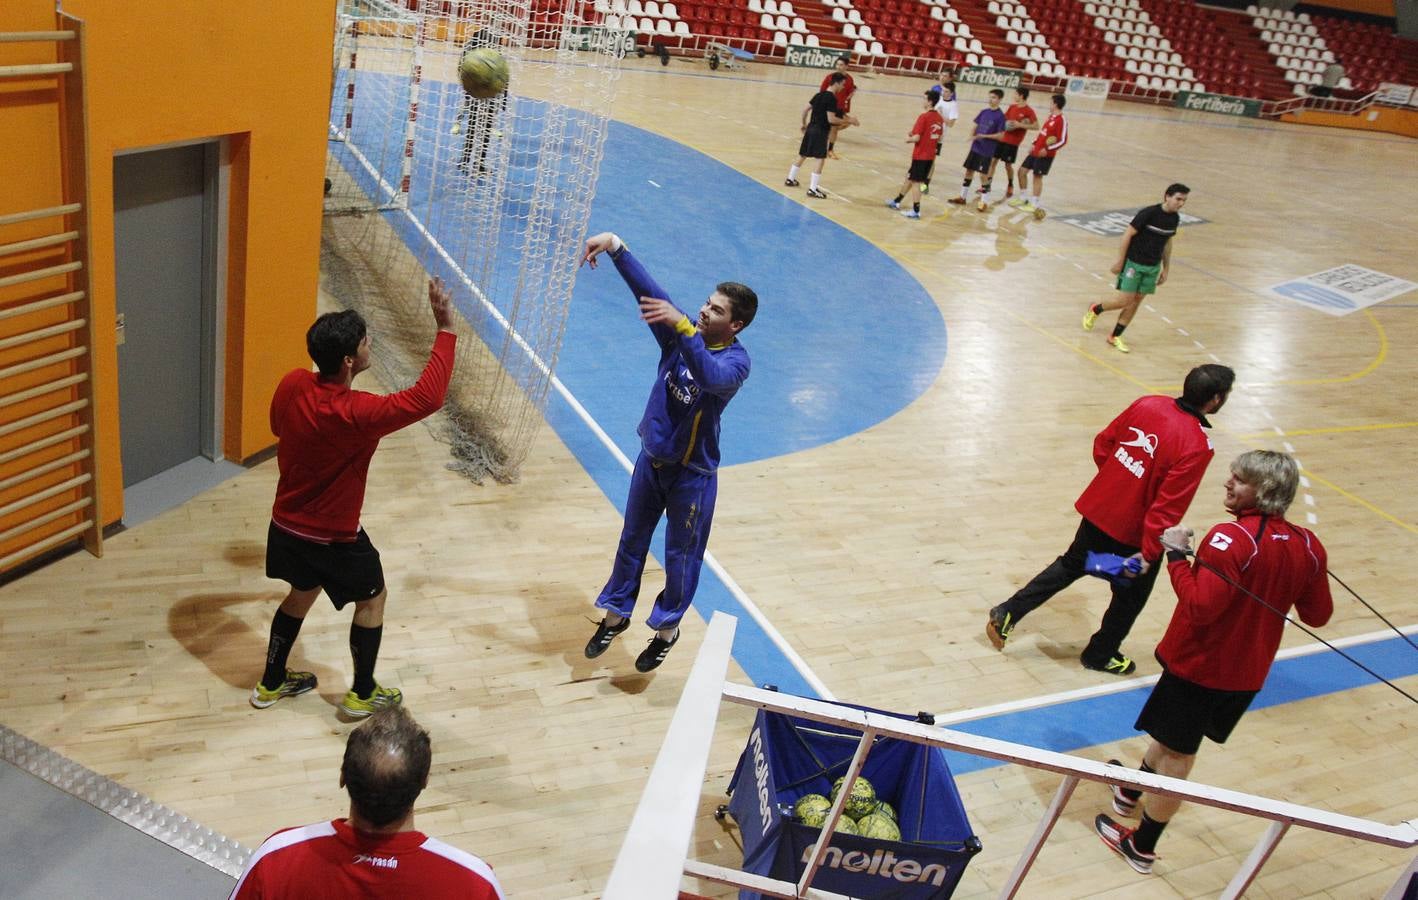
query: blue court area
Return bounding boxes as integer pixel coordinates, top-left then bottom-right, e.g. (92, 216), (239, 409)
(331, 74), (1418, 762)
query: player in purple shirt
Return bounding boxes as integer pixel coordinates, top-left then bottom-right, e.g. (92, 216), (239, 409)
(948, 89), (1007, 207)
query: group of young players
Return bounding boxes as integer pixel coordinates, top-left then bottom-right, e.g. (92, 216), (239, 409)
(783, 59), (1069, 222)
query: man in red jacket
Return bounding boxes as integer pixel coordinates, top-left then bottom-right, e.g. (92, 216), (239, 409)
(986, 364), (1235, 676)
(251, 278), (457, 719)
(1094, 450), (1332, 874)
(230, 706), (506, 898)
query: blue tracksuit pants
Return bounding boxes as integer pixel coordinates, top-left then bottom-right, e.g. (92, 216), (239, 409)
(595, 449), (718, 630)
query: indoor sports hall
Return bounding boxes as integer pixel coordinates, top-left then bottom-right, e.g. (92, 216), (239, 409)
(1, 0), (1415, 897)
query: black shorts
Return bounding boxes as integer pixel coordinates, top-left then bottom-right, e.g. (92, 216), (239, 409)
(265, 522), (385, 609)
(798, 127), (830, 159)
(907, 158), (933, 182)
(1021, 155), (1054, 176)
(962, 150), (992, 174)
(993, 142), (1020, 163)
(1135, 670), (1257, 755)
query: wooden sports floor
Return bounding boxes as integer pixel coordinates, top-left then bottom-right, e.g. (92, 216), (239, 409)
(3, 54), (1416, 898)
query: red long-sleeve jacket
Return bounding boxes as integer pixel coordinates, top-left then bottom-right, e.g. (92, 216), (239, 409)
(1159, 512), (1332, 691)
(1074, 395), (1214, 561)
(270, 331), (456, 543)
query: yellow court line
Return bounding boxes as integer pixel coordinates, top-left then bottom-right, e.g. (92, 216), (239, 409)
(1301, 469), (1418, 537)
(1237, 421), (1418, 440)
(1246, 309), (1390, 387)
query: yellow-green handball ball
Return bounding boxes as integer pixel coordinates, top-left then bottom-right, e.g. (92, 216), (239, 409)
(830, 776), (877, 820)
(793, 793), (832, 828)
(856, 811), (902, 841)
(834, 815), (859, 835)
(459, 48), (510, 99)
(877, 800), (897, 822)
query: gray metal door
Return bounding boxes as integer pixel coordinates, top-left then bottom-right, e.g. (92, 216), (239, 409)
(113, 144), (211, 487)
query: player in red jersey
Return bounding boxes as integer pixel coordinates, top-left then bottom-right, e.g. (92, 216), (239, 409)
(982, 87), (1037, 209)
(251, 279), (456, 720)
(231, 706), (506, 898)
(1010, 93), (1067, 220)
(1094, 451), (1332, 875)
(821, 56), (856, 158)
(885, 90), (946, 219)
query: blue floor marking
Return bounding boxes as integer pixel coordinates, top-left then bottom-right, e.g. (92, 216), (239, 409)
(331, 72), (1418, 749)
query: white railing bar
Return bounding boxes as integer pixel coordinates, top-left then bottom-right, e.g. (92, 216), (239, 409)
(0, 290), (85, 321)
(0, 203), (80, 227)
(0, 230), (78, 257)
(0, 423), (87, 464)
(604, 611), (737, 899)
(1220, 819), (1290, 900)
(0, 399), (88, 438)
(0, 472), (91, 519)
(797, 726), (877, 896)
(998, 775), (1078, 899)
(0, 260), (81, 289)
(0, 31), (75, 42)
(0, 495), (91, 545)
(0, 448), (88, 492)
(0, 318), (86, 351)
(682, 859), (851, 899)
(0, 346), (86, 381)
(0, 519), (92, 570)
(0, 372), (88, 409)
(722, 683), (1416, 847)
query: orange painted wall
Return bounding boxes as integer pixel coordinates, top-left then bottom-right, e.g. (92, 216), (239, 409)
(1, 0), (336, 536)
(1283, 104), (1418, 136)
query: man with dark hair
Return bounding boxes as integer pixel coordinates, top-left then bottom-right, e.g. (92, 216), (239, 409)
(1095, 450), (1331, 874)
(785, 73), (858, 199)
(948, 88), (1006, 207)
(986, 364), (1236, 676)
(920, 79), (959, 195)
(1012, 92), (1067, 220)
(230, 706), (505, 898)
(1083, 183), (1190, 354)
(820, 56), (857, 159)
(885, 90), (946, 220)
(579, 231), (755, 672)
(250, 279), (456, 719)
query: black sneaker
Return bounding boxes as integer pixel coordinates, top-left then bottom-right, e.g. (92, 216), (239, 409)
(1105, 759), (1140, 817)
(634, 629), (680, 672)
(584, 616), (630, 659)
(784, 178), (800, 187)
(1081, 653), (1137, 676)
(1094, 813), (1157, 874)
(806, 187), (828, 199)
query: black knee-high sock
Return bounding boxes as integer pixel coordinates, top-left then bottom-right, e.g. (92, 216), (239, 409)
(1132, 813), (1167, 853)
(350, 623), (383, 699)
(1112, 323), (1128, 338)
(894, 193), (904, 203)
(1120, 761), (1154, 803)
(262, 610), (304, 690)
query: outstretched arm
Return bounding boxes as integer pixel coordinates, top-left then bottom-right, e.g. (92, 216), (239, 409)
(582, 232), (680, 349)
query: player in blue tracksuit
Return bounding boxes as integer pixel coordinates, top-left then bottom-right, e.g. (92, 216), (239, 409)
(579, 231), (757, 672)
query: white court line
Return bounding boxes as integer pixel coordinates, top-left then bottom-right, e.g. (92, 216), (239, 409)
(934, 624), (1418, 725)
(333, 129), (834, 700)
(648, 179), (661, 188)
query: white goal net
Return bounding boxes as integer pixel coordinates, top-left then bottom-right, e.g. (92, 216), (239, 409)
(324, 0), (625, 482)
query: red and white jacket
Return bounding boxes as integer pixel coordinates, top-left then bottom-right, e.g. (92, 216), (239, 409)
(230, 819), (505, 899)
(1074, 395), (1214, 561)
(1159, 512), (1332, 691)
(1029, 111), (1067, 158)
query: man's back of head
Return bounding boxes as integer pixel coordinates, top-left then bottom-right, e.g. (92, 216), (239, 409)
(341, 705), (432, 830)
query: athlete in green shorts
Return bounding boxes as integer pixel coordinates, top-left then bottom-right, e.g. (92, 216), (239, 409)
(1082, 184), (1190, 353)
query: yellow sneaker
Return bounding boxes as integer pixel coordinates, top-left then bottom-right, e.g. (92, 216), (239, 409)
(340, 683), (403, 719)
(1108, 335), (1130, 354)
(1019, 201), (1037, 212)
(1082, 307), (1099, 331)
(1007, 197), (1028, 209)
(250, 670), (317, 709)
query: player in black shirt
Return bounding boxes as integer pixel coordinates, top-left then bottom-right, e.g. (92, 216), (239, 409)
(785, 73), (858, 199)
(1083, 183), (1190, 353)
